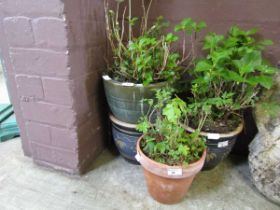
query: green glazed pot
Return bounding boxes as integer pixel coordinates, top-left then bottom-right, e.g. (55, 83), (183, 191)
(103, 75), (167, 124)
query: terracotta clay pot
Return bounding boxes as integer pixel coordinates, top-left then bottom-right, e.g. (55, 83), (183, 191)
(136, 136), (206, 204)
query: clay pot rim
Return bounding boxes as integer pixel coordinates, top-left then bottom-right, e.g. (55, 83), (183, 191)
(180, 122), (244, 139)
(109, 114), (137, 129)
(102, 74), (168, 87)
(137, 135), (206, 171)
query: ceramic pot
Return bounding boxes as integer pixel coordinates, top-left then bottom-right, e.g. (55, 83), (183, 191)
(136, 136), (206, 204)
(184, 123), (243, 170)
(110, 115), (142, 164)
(103, 75), (167, 124)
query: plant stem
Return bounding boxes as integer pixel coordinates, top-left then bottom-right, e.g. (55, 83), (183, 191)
(145, 0), (153, 33)
(128, 0), (132, 41)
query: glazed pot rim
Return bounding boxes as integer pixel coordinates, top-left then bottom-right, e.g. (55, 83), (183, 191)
(136, 135), (206, 179)
(109, 114), (137, 129)
(180, 122), (244, 139)
(102, 74), (168, 87)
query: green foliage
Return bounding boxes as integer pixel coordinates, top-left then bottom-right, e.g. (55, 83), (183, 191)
(189, 25), (278, 127)
(105, 1), (206, 85)
(136, 89), (206, 165)
(175, 18), (206, 34)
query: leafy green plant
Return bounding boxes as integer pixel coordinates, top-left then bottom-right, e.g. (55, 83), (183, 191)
(104, 0), (206, 85)
(136, 89), (206, 165)
(188, 26), (278, 132)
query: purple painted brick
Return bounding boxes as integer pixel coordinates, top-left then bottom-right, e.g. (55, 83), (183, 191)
(26, 122), (51, 144)
(67, 19), (106, 48)
(69, 46), (106, 78)
(3, 16), (34, 47)
(42, 78), (73, 105)
(1, 0), (64, 18)
(54, 149), (78, 169)
(51, 127), (78, 151)
(78, 128), (103, 169)
(21, 101), (76, 128)
(16, 75), (44, 99)
(10, 48), (69, 77)
(31, 143), (55, 164)
(33, 17), (67, 50)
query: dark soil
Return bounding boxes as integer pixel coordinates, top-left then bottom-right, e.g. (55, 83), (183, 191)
(190, 115), (242, 133)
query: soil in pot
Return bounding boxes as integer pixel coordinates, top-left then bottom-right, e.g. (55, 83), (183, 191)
(136, 136), (206, 204)
(103, 75), (167, 124)
(110, 115), (142, 164)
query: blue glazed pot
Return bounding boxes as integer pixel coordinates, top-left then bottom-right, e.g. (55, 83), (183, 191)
(103, 75), (167, 124)
(110, 115), (142, 164)
(184, 123), (243, 170)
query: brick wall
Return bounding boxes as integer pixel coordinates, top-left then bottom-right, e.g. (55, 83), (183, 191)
(64, 0), (108, 173)
(0, 0), (107, 174)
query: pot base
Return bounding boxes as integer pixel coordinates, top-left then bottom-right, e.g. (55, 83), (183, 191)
(143, 169), (194, 204)
(203, 136), (237, 170)
(110, 115), (142, 164)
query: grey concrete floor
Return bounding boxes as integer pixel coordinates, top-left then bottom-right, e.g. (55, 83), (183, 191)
(0, 72), (10, 104)
(0, 139), (279, 210)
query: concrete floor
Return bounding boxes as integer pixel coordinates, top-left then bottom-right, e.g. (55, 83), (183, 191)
(0, 71), (10, 103)
(0, 139), (279, 210)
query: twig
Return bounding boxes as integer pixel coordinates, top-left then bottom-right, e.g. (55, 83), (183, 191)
(128, 0), (132, 41)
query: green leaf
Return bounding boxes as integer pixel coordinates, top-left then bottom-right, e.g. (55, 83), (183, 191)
(178, 144), (190, 156)
(211, 50), (231, 65)
(143, 141), (155, 154)
(203, 33), (224, 50)
(155, 142), (167, 154)
(162, 103), (181, 123)
(258, 65), (278, 74)
(196, 21), (207, 31)
(247, 75), (274, 89)
(143, 71), (153, 86)
(129, 17), (139, 26)
(224, 37), (239, 48)
(195, 60), (212, 72)
(175, 18), (195, 34)
(220, 70), (245, 82)
(233, 51), (262, 75)
(162, 98), (186, 123)
(165, 33), (179, 43)
(242, 51), (262, 67)
(136, 118), (150, 133)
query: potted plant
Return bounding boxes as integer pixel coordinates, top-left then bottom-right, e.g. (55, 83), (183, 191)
(184, 26), (278, 170)
(136, 89), (207, 204)
(104, 0), (206, 124)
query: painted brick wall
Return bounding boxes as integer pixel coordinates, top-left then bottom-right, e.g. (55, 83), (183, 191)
(0, 0), (107, 174)
(64, 0), (108, 173)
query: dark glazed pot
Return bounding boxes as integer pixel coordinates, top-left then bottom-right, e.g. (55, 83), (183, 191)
(185, 123), (243, 170)
(103, 75), (167, 124)
(136, 136), (206, 204)
(110, 115), (142, 164)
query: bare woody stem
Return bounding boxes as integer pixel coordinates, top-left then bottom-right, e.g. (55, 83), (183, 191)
(128, 0), (132, 41)
(145, 0), (153, 33)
